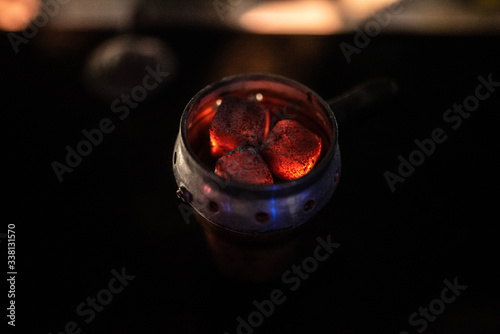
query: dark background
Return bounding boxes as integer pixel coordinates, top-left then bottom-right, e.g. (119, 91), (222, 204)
(2, 20), (500, 334)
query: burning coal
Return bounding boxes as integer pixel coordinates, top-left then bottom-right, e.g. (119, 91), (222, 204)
(209, 96), (269, 158)
(215, 146), (274, 185)
(262, 119), (321, 180)
(210, 95), (322, 184)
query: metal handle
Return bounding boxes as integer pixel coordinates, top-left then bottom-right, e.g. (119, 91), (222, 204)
(328, 77), (398, 126)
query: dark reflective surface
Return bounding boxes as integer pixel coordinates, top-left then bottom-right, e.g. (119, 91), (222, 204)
(3, 28), (500, 333)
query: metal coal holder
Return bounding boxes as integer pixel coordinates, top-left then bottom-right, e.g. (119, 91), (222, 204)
(173, 73), (394, 282)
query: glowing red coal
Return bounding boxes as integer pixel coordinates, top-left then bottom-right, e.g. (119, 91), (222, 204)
(262, 120), (321, 180)
(209, 96), (269, 158)
(215, 146), (274, 185)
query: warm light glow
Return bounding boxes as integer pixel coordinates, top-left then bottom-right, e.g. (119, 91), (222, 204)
(203, 184), (212, 195)
(210, 136), (220, 156)
(340, 0), (399, 21)
(263, 109), (270, 141)
(239, 0), (342, 35)
(0, 0), (40, 31)
(238, 0), (402, 35)
(255, 93), (263, 101)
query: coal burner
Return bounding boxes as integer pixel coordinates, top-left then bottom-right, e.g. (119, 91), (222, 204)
(173, 73), (340, 282)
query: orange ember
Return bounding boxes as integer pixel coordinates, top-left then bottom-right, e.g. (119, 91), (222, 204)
(262, 120), (321, 180)
(208, 95), (321, 184)
(209, 96), (269, 158)
(215, 147), (274, 185)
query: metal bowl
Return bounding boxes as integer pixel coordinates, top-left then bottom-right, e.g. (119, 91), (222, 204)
(173, 73), (341, 234)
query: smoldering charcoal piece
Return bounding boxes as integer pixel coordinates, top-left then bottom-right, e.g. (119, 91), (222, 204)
(262, 120), (322, 180)
(209, 96), (269, 158)
(215, 146), (274, 185)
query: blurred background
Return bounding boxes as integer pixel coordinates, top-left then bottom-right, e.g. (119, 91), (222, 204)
(2, 0), (500, 333)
